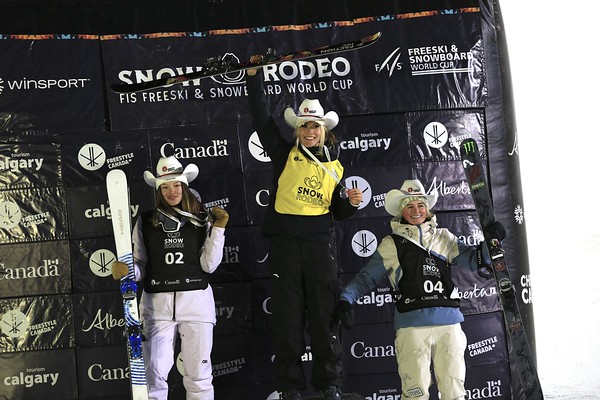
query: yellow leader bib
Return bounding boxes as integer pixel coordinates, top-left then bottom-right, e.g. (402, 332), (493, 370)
(275, 146), (344, 216)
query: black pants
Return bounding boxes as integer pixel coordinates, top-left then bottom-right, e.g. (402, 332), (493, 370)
(268, 236), (343, 391)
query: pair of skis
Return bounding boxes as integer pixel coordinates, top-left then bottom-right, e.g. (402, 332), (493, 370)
(460, 138), (543, 399)
(106, 169), (149, 400)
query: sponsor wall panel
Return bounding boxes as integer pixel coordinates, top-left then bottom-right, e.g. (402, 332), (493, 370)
(407, 110), (484, 163)
(337, 113), (409, 169)
(238, 120), (274, 174)
(0, 295), (74, 353)
(242, 171), (271, 226)
(250, 225), (270, 278)
(0, 134), (62, 189)
(342, 372), (402, 400)
(253, 333), (275, 384)
(75, 344), (130, 399)
(463, 312), (508, 367)
(353, 11), (486, 112)
(339, 273), (395, 325)
(465, 362), (511, 399)
(437, 211), (502, 315)
(334, 216), (392, 274)
(212, 334), (255, 386)
(0, 348), (78, 400)
(0, 240), (71, 297)
(147, 124), (242, 176)
(341, 322), (397, 376)
(70, 236), (123, 293)
(65, 181), (154, 240)
(411, 162), (473, 212)
(250, 279), (271, 334)
(190, 173), (247, 227)
(207, 226), (254, 283)
(101, 26), (373, 130)
(73, 291), (126, 347)
(0, 187), (68, 243)
(212, 282), (252, 337)
(341, 165), (411, 220)
(60, 129), (152, 187)
(0, 35), (104, 133)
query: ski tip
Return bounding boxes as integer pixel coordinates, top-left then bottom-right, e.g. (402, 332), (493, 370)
(106, 168), (127, 180)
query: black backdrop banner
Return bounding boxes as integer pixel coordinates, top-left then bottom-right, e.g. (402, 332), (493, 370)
(0, 2), (537, 399)
(0, 35), (105, 133)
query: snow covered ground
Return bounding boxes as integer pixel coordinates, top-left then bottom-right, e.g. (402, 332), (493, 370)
(501, 1), (600, 398)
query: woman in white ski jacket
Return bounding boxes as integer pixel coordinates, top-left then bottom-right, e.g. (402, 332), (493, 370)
(112, 155), (228, 400)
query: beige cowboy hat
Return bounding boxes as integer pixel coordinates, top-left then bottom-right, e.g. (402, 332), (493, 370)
(143, 155), (199, 189)
(283, 98), (339, 130)
(384, 179), (438, 216)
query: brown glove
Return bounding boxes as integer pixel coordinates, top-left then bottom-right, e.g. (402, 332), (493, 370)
(210, 207), (229, 228)
(112, 261), (129, 280)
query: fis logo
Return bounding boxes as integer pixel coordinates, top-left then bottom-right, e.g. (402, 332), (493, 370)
(375, 47), (403, 77)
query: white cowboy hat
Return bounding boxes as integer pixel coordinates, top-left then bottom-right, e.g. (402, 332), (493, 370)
(143, 155), (199, 189)
(384, 179), (438, 216)
(283, 99), (339, 130)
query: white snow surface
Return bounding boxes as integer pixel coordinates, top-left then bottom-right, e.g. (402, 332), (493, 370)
(501, 1), (600, 398)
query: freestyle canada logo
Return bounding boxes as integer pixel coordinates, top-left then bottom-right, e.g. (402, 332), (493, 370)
(0, 309), (58, 338)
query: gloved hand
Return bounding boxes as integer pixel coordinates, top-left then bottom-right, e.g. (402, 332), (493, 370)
(211, 207), (229, 228)
(333, 300), (354, 330)
(476, 243), (494, 279)
(485, 220), (507, 241)
(112, 261), (129, 280)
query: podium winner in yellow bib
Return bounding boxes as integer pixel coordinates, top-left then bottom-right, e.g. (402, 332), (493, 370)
(247, 62), (362, 400)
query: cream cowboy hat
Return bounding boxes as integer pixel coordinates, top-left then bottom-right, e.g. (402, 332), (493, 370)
(143, 155), (199, 189)
(283, 99), (339, 130)
(384, 179), (438, 216)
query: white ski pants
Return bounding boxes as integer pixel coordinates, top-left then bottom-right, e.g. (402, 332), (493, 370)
(143, 319), (215, 400)
(395, 324), (467, 400)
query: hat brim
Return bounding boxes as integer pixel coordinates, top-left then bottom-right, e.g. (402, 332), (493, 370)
(144, 163), (199, 189)
(283, 107), (339, 130)
(384, 189), (438, 216)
